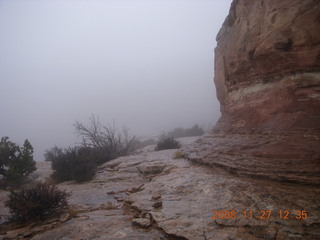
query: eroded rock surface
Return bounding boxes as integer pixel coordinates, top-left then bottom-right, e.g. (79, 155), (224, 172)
(1, 137), (319, 239)
(215, 0), (320, 114)
(184, 0), (320, 185)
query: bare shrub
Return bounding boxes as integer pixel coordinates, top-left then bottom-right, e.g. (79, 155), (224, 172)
(155, 136), (181, 151)
(45, 115), (139, 183)
(5, 182), (68, 222)
(74, 115), (139, 161)
(165, 124), (204, 138)
(173, 151), (184, 159)
(72, 161), (96, 183)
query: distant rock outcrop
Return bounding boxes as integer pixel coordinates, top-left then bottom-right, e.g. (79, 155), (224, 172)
(185, 0), (320, 185)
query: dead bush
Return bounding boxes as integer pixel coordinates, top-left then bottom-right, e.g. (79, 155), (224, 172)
(5, 182), (68, 222)
(155, 137), (180, 151)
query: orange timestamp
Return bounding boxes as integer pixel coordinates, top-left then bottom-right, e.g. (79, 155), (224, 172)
(212, 210), (308, 220)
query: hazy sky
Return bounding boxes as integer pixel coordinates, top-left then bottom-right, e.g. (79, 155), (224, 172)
(0, 0), (231, 161)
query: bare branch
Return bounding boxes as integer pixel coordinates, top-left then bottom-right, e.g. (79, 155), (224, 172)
(74, 115), (105, 148)
(74, 115), (139, 160)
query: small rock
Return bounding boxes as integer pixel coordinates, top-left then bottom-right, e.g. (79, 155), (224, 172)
(137, 164), (165, 175)
(152, 201), (162, 209)
(77, 216), (90, 221)
(144, 213), (152, 220)
(59, 213), (71, 223)
(113, 231), (127, 238)
(114, 195), (124, 201)
(126, 186), (142, 193)
(132, 218), (152, 228)
(133, 212), (141, 218)
(151, 194), (161, 200)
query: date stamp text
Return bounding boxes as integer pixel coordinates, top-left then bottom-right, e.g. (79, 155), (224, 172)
(211, 210), (308, 220)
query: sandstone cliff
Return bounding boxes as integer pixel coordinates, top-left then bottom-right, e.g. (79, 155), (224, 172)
(185, 0), (320, 186)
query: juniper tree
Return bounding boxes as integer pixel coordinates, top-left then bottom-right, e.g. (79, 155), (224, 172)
(0, 137), (36, 187)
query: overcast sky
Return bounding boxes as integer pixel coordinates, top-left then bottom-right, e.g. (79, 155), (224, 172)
(0, 0), (231, 161)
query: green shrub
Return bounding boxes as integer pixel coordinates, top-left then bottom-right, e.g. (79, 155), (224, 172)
(0, 137), (36, 188)
(184, 124), (204, 137)
(45, 146), (97, 183)
(48, 147), (77, 182)
(45, 116), (140, 183)
(165, 124), (205, 138)
(155, 137), (181, 151)
(5, 182), (68, 222)
(137, 138), (156, 148)
(72, 161), (96, 183)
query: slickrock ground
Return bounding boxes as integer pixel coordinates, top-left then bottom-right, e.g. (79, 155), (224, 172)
(1, 137), (320, 240)
(184, 129), (320, 186)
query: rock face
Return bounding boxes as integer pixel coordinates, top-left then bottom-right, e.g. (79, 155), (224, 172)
(215, 0), (320, 120)
(185, 0), (320, 185)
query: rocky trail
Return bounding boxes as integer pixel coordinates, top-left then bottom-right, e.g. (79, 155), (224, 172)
(1, 137), (319, 240)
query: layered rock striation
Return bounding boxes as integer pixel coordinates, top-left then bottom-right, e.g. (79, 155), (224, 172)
(2, 140), (320, 240)
(185, 0), (320, 185)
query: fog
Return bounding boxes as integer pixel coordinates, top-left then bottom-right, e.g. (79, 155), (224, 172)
(0, 0), (231, 161)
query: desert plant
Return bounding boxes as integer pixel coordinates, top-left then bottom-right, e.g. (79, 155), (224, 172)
(72, 161), (96, 183)
(165, 124), (205, 138)
(173, 151), (184, 159)
(74, 115), (139, 161)
(155, 136), (181, 151)
(48, 147), (78, 182)
(45, 116), (139, 183)
(0, 137), (36, 188)
(45, 146), (97, 183)
(185, 124), (205, 137)
(5, 182), (68, 222)
(44, 146), (63, 162)
(137, 138), (156, 148)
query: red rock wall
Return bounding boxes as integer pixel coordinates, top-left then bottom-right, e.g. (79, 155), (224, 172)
(184, 0), (320, 186)
(214, 0), (320, 130)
